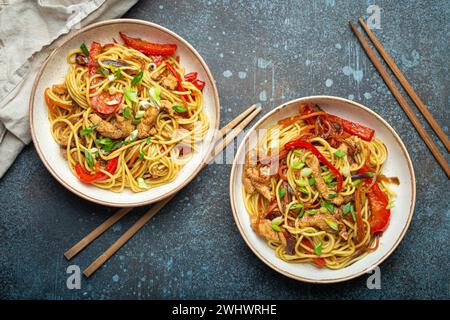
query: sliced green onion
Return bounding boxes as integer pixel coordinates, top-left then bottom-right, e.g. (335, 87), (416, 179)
(292, 162), (304, 170)
(386, 200), (395, 209)
(293, 149), (302, 156)
(124, 87), (138, 106)
(295, 179), (307, 187)
(172, 105), (187, 113)
(314, 241), (322, 256)
(334, 149), (346, 158)
(135, 110), (145, 119)
(319, 207), (327, 214)
(271, 216), (283, 232)
(114, 68), (121, 80)
(308, 177), (316, 185)
(342, 167), (350, 177)
(365, 172), (374, 177)
(291, 203), (304, 211)
(343, 202), (353, 214)
(306, 209), (318, 215)
(138, 150), (146, 160)
(123, 107), (132, 119)
(352, 179), (362, 186)
(80, 43), (89, 56)
(321, 200), (334, 214)
(84, 149), (94, 167)
(98, 67), (109, 77)
(298, 208), (305, 218)
(124, 129), (138, 144)
(278, 188), (286, 198)
(96, 137), (112, 146)
(325, 219), (339, 231)
(299, 186), (309, 194)
(350, 205), (356, 222)
(146, 137), (151, 145)
(149, 86), (161, 106)
(301, 167), (313, 177)
(323, 175), (333, 183)
(131, 119), (141, 124)
(131, 71), (144, 86)
(137, 177), (148, 189)
(328, 193), (337, 199)
(80, 125), (98, 137)
(108, 86), (118, 95)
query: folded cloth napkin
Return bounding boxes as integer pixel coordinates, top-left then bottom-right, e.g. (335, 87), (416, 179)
(0, 0), (138, 178)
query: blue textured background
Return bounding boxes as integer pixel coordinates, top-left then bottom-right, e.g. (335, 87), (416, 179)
(1, 0), (449, 299)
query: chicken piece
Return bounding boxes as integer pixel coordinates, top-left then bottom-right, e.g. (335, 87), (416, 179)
(150, 68), (165, 81)
(242, 150), (275, 201)
(337, 142), (348, 155)
(161, 74), (178, 90)
(251, 218), (286, 246)
(52, 84), (67, 96)
(137, 107), (159, 139)
(89, 113), (134, 139)
(298, 213), (347, 239)
(305, 155), (344, 206)
(159, 99), (176, 117)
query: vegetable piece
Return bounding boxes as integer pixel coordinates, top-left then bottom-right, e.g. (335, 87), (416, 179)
(278, 188), (286, 198)
(172, 105), (187, 113)
(119, 32), (177, 56)
(80, 125), (98, 137)
(184, 72), (198, 82)
(327, 114), (375, 142)
(149, 87), (161, 106)
(292, 162), (304, 169)
(325, 218), (339, 231)
(285, 139), (343, 192)
(84, 149), (94, 167)
(135, 110), (145, 119)
(102, 59), (129, 68)
(124, 87), (138, 106)
(131, 119), (141, 125)
(80, 43), (89, 56)
(138, 150), (146, 160)
(137, 177), (148, 189)
(300, 167), (312, 177)
(131, 71), (144, 86)
(271, 216), (283, 232)
(123, 107), (132, 119)
(90, 92), (123, 115)
(334, 149), (346, 158)
(314, 241), (322, 256)
(301, 239), (325, 267)
(75, 156), (118, 183)
(88, 42), (102, 77)
(308, 177), (316, 185)
(352, 179), (362, 186)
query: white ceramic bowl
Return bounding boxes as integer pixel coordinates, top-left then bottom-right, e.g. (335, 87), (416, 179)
(30, 19), (220, 207)
(230, 96), (415, 283)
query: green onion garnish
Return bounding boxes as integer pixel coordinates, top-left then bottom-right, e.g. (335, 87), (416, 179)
(80, 125), (98, 137)
(80, 43), (89, 56)
(350, 205), (356, 222)
(137, 177), (148, 189)
(84, 149), (94, 167)
(308, 177), (316, 185)
(292, 162), (304, 170)
(328, 193), (337, 199)
(291, 203), (304, 210)
(271, 216), (283, 232)
(123, 107), (132, 119)
(138, 150), (146, 160)
(293, 149), (302, 156)
(325, 219), (339, 231)
(146, 137), (151, 145)
(124, 87), (138, 106)
(343, 202), (353, 214)
(365, 172), (374, 177)
(298, 186), (309, 194)
(352, 179), (362, 186)
(172, 105), (187, 113)
(135, 110), (145, 119)
(96, 137), (112, 146)
(131, 119), (141, 124)
(97, 67), (109, 77)
(314, 241), (322, 256)
(321, 200), (334, 214)
(131, 71), (144, 86)
(114, 68), (121, 80)
(295, 179), (307, 187)
(278, 188), (286, 198)
(334, 149), (346, 158)
(301, 167), (313, 177)
(306, 209), (318, 215)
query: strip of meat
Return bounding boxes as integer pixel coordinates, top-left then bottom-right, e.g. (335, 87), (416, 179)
(160, 74), (178, 90)
(89, 114), (134, 139)
(137, 107), (159, 139)
(305, 155), (344, 205)
(298, 213), (347, 239)
(251, 218), (286, 246)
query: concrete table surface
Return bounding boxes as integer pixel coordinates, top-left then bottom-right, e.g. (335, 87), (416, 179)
(1, 0), (449, 299)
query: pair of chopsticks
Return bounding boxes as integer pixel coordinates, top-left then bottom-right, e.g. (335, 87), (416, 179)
(350, 18), (450, 178)
(64, 104), (262, 277)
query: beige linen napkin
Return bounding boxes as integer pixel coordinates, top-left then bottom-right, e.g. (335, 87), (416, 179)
(0, 0), (138, 178)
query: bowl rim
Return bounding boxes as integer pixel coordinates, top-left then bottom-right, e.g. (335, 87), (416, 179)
(229, 95), (416, 283)
(29, 18), (220, 207)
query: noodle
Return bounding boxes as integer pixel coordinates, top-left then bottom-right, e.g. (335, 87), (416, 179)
(45, 38), (208, 192)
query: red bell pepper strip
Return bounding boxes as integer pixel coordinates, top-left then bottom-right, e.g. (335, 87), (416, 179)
(75, 157), (118, 183)
(327, 114), (375, 142)
(119, 32), (177, 56)
(358, 166), (391, 234)
(184, 72), (198, 82)
(88, 41), (102, 77)
(192, 79), (205, 91)
(301, 239), (326, 267)
(165, 61), (183, 91)
(284, 139), (343, 192)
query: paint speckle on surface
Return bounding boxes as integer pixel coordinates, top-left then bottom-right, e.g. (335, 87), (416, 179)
(112, 275), (119, 282)
(219, 53), (224, 58)
(335, 43), (342, 49)
(325, 0), (335, 7)
(348, 94), (355, 100)
(238, 71), (247, 79)
(364, 92), (372, 99)
(223, 70), (232, 78)
(159, 5), (163, 10)
(257, 58), (272, 69)
(259, 90), (268, 101)
(401, 49), (420, 69)
(325, 79), (333, 87)
(305, 59), (311, 66)
(342, 66), (363, 82)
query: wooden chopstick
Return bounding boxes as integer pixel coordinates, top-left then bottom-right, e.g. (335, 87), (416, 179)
(349, 21), (450, 178)
(83, 106), (261, 277)
(358, 18), (450, 152)
(64, 104), (258, 261)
